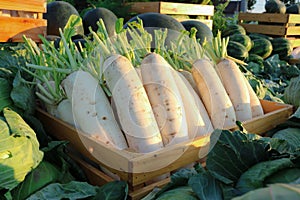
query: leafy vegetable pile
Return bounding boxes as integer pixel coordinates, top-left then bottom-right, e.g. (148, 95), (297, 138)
(143, 109), (300, 199)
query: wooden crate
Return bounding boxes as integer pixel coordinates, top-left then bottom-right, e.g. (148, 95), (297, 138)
(238, 12), (300, 47)
(0, 0), (47, 42)
(128, 1), (214, 29)
(36, 100), (293, 199)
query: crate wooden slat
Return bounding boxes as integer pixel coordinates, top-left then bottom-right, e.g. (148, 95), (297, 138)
(238, 12), (300, 47)
(129, 1), (214, 16)
(0, 0), (46, 13)
(0, 0), (46, 42)
(128, 1), (214, 29)
(0, 16), (46, 42)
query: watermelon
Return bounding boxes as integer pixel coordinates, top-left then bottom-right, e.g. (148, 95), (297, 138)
(222, 24), (246, 38)
(286, 4), (300, 14)
(249, 38), (273, 59)
(270, 38), (293, 59)
(265, 0), (286, 14)
(181, 20), (213, 45)
(229, 34), (253, 51)
(43, 1), (83, 36)
(247, 54), (264, 65)
(82, 7), (118, 36)
(227, 41), (249, 61)
(124, 12), (186, 48)
(248, 33), (273, 41)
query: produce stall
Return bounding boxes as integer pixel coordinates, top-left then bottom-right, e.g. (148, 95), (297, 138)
(0, 0), (300, 200)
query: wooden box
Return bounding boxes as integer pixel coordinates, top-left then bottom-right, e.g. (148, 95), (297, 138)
(238, 13), (300, 47)
(0, 0), (47, 42)
(36, 100), (293, 199)
(128, 1), (214, 29)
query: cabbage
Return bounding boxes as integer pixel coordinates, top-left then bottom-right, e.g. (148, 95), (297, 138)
(0, 108), (43, 192)
(284, 75), (300, 107)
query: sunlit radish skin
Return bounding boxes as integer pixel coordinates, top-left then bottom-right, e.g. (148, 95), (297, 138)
(103, 54), (164, 153)
(174, 70), (214, 138)
(61, 70), (128, 150)
(57, 99), (76, 126)
(244, 77), (264, 118)
(216, 59), (252, 122)
(191, 59), (236, 129)
(140, 53), (188, 146)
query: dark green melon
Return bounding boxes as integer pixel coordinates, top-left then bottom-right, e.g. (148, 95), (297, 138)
(222, 24), (246, 38)
(43, 1), (84, 36)
(248, 33), (273, 41)
(124, 12), (186, 48)
(227, 41), (249, 61)
(82, 7), (118, 36)
(246, 54), (264, 65)
(271, 38), (293, 59)
(229, 34), (253, 51)
(265, 0), (286, 13)
(286, 4), (300, 14)
(180, 20), (213, 45)
(249, 38), (273, 59)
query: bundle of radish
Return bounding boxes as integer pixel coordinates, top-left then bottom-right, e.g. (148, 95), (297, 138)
(103, 54), (164, 153)
(205, 33), (264, 120)
(160, 28), (236, 129)
(23, 16), (128, 150)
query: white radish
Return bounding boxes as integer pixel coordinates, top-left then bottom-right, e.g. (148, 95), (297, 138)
(215, 59), (252, 122)
(140, 52), (189, 146)
(61, 70), (128, 150)
(174, 70), (214, 138)
(57, 99), (76, 126)
(191, 59), (236, 129)
(178, 69), (200, 96)
(244, 77), (264, 118)
(103, 54), (164, 153)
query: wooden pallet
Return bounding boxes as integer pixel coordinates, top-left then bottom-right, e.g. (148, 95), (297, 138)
(128, 1), (214, 29)
(238, 12), (300, 47)
(0, 0), (47, 42)
(36, 100), (293, 199)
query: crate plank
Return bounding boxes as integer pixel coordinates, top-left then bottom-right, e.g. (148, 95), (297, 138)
(238, 13), (290, 23)
(0, 16), (46, 42)
(129, 2), (214, 16)
(286, 26), (300, 36)
(0, 0), (46, 13)
(239, 23), (287, 36)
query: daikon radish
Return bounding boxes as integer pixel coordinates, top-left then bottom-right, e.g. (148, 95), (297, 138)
(103, 54), (164, 153)
(216, 59), (252, 122)
(244, 76), (264, 118)
(135, 67), (142, 81)
(172, 70), (213, 139)
(61, 70), (128, 150)
(178, 69), (199, 96)
(57, 99), (76, 126)
(140, 53), (189, 146)
(172, 69), (214, 139)
(191, 59), (236, 129)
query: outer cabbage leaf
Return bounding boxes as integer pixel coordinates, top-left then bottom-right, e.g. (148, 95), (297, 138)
(0, 108), (43, 190)
(284, 75), (300, 107)
(232, 183), (300, 200)
(206, 130), (268, 184)
(236, 158), (295, 194)
(272, 128), (300, 151)
(93, 180), (128, 200)
(155, 186), (198, 200)
(27, 181), (97, 200)
(10, 161), (62, 200)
